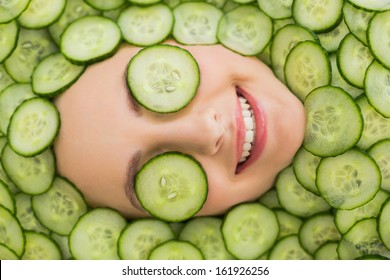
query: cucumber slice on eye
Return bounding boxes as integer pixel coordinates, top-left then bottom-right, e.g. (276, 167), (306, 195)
(127, 45), (200, 114)
(134, 152), (208, 222)
(7, 97), (60, 157)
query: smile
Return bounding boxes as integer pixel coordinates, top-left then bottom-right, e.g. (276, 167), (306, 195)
(235, 87), (267, 173)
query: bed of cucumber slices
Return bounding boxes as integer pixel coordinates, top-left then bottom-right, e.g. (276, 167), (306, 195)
(0, 0), (390, 260)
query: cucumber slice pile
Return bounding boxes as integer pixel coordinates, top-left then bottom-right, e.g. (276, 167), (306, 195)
(1, 0), (390, 261)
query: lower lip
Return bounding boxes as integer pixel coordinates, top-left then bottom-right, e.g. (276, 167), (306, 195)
(236, 88), (267, 173)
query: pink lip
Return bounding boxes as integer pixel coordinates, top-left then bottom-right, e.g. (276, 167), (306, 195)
(235, 87), (267, 174)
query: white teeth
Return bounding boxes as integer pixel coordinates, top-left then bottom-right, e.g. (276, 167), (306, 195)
(238, 95), (256, 165)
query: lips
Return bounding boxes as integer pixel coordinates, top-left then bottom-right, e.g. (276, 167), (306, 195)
(235, 86), (267, 173)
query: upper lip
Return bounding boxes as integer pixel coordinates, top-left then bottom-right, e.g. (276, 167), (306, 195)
(235, 86), (267, 174)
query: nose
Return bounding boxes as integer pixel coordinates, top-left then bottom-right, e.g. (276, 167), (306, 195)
(153, 107), (224, 156)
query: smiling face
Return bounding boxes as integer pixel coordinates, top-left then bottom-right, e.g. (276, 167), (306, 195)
(54, 41), (306, 218)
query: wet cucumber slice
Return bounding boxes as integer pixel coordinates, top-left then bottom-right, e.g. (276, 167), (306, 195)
(135, 152), (208, 222)
(32, 176), (88, 235)
(1, 144), (56, 195)
(69, 208), (127, 260)
(179, 217), (235, 260)
(7, 97), (60, 157)
(221, 203), (279, 260)
(60, 15), (121, 65)
(118, 219), (175, 260)
(303, 86), (363, 157)
(172, 2), (223, 45)
(316, 149), (381, 210)
(148, 240), (204, 260)
(127, 45), (200, 114)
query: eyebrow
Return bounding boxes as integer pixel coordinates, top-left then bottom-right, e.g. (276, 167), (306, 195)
(124, 151), (145, 211)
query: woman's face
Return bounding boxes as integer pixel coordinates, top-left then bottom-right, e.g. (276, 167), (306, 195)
(54, 40), (306, 218)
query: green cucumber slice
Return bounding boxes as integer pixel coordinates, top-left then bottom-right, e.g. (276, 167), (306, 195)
(221, 203), (279, 260)
(127, 45), (200, 114)
(0, 244), (19, 260)
(118, 219), (175, 260)
(1, 144), (56, 195)
(0, 180), (15, 214)
(21, 231), (62, 260)
(0, 0), (30, 24)
(378, 197), (390, 250)
(316, 149), (381, 210)
(32, 52), (85, 97)
(84, 0), (126, 11)
(118, 4), (173, 46)
(217, 5), (273, 56)
(257, 0), (293, 19)
(268, 234), (313, 260)
(368, 139), (390, 192)
(135, 152), (207, 222)
(347, 0), (390, 12)
(0, 205), (25, 257)
(148, 240), (204, 260)
(274, 209), (303, 239)
(69, 208), (127, 260)
(303, 86), (363, 157)
(60, 16), (121, 65)
(32, 176), (88, 236)
(368, 11), (390, 69)
(7, 97), (60, 157)
(0, 20), (19, 63)
(314, 242), (339, 260)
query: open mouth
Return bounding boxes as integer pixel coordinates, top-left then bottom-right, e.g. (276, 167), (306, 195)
(235, 86), (267, 174)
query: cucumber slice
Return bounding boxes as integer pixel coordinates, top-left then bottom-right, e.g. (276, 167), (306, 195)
(50, 232), (72, 260)
(22, 231), (61, 260)
(148, 240), (204, 260)
(317, 19), (349, 53)
(31, 52), (85, 97)
(337, 33), (374, 88)
(304, 86), (363, 157)
(0, 20), (18, 63)
(0, 180), (15, 214)
(347, 0), (390, 12)
(84, 0), (126, 11)
(32, 176), (88, 236)
(127, 45), (200, 114)
(258, 187), (281, 209)
(356, 96), (390, 150)
(337, 218), (390, 260)
(274, 209), (303, 239)
(368, 139), (390, 192)
(0, 83), (36, 135)
(69, 208), (127, 260)
(314, 242), (339, 260)
(118, 4), (173, 47)
(135, 152), (207, 222)
(298, 213), (341, 255)
(1, 144), (56, 195)
(48, 0), (101, 46)
(217, 5), (273, 56)
(118, 219), (175, 260)
(275, 166), (331, 218)
(17, 0), (66, 29)
(4, 28), (57, 83)
(365, 61), (390, 118)
(268, 234), (313, 260)
(368, 11), (390, 69)
(335, 189), (389, 234)
(292, 0), (344, 33)
(343, 1), (375, 46)
(0, 0), (30, 24)
(0, 244), (19, 260)
(7, 97), (60, 157)
(257, 0), (293, 19)
(378, 197), (390, 250)
(179, 217), (235, 260)
(0, 205), (25, 257)
(284, 41), (331, 101)
(60, 16), (121, 65)
(0, 64), (14, 93)
(316, 149), (381, 210)
(221, 203), (279, 260)
(292, 146), (321, 195)
(14, 193), (50, 234)
(172, 2), (223, 45)
(270, 24), (318, 83)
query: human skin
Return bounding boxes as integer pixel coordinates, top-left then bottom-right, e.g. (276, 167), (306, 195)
(54, 40), (306, 218)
